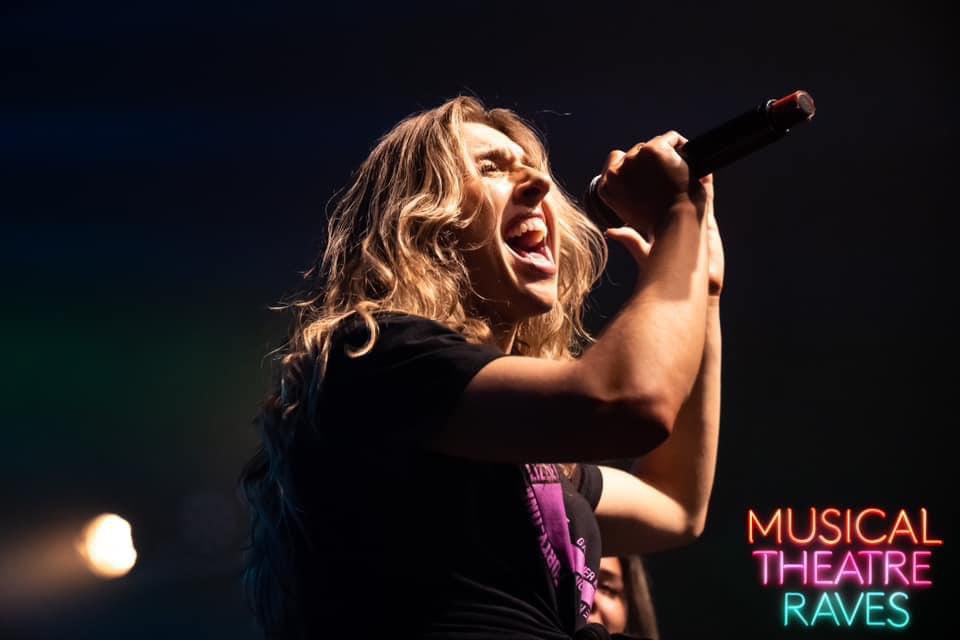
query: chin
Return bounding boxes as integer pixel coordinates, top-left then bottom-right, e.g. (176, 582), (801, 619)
(465, 250), (559, 323)
(508, 282), (558, 320)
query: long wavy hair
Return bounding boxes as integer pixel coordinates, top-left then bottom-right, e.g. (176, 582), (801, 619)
(622, 555), (660, 639)
(239, 95), (607, 636)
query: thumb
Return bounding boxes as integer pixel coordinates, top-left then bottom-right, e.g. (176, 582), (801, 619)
(604, 226), (652, 264)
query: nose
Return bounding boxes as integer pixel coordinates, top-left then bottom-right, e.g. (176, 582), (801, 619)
(513, 166), (552, 208)
(587, 600), (602, 626)
(587, 594), (603, 624)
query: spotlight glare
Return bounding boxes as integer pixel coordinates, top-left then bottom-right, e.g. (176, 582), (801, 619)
(76, 513), (137, 579)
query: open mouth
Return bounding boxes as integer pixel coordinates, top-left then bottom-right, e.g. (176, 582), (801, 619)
(503, 215), (556, 273)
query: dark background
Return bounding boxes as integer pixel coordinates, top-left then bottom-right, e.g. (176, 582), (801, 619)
(2, 1), (955, 638)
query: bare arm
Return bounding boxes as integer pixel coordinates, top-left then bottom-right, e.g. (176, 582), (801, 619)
(434, 132), (711, 462)
(632, 298), (721, 536)
(597, 181), (724, 554)
(597, 298), (721, 554)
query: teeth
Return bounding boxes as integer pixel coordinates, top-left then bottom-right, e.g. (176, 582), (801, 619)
(505, 216), (548, 240)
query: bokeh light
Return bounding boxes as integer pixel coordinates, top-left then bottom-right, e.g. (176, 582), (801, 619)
(76, 514), (137, 579)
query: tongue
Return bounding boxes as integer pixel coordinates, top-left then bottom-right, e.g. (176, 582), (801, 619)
(526, 250), (551, 266)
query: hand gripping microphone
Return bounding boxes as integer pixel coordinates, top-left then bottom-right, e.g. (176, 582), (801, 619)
(583, 90), (816, 230)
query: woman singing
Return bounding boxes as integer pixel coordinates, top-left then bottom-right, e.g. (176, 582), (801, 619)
(240, 96), (723, 639)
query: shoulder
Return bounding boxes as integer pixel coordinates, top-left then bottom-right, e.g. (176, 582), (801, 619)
(321, 311), (507, 444)
(325, 310), (505, 401)
(332, 311), (481, 353)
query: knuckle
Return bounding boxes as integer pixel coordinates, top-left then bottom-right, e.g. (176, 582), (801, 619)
(646, 144), (671, 161)
(605, 149), (624, 170)
(597, 175), (612, 199)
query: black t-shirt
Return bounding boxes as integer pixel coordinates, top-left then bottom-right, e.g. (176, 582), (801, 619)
(291, 312), (603, 638)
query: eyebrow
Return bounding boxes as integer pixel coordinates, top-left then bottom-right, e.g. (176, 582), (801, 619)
(598, 569), (623, 582)
(474, 146), (532, 166)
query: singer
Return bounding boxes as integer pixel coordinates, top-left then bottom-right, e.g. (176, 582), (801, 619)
(239, 95), (723, 639)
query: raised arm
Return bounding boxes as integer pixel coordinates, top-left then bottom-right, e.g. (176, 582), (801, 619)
(597, 176), (723, 554)
(597, 297), (721, 554)
(433, 132), (711, 463)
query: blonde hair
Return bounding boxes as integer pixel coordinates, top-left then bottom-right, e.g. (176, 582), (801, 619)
(240, 95), (606, 634)
(291, 95), (606, 373)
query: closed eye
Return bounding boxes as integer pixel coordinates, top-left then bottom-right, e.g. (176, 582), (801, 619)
(599, 585), (623, 598)
(477, 158), (503, 174)
(475, 147), (531, 176)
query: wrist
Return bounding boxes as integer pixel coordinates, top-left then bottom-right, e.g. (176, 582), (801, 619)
(668, 198), (699, 220)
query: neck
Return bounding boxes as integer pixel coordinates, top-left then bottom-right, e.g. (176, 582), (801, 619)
(491, 321), (519, 354)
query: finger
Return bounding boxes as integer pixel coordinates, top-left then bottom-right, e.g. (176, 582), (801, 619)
(604, 226), (652, 263)
(648, 130), (687, 150)
(598, 150), (626, 206)
(603, 149), (626, 173)
(700, 173), (715, 194)
(699, 172), (715, 216)
(625, 141), (646, 157)
(646, 130), (690, 167)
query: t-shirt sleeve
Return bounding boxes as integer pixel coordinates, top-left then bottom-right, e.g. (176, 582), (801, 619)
(323, 312), (507, 445)
(573, 463), (604, 511)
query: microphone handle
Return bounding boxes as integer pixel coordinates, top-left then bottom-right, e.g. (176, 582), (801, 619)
(584, 90), (815, 230)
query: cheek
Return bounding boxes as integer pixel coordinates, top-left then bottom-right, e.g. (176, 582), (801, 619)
(596, 596), (627, 632)
(462, 214), (498, 248)
(460, 186), (501, 246)
(457, 214), (503, 286)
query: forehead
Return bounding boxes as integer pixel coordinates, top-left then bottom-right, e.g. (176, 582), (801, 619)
(599, 557), (623, 577)
(462, 121), (527, 159)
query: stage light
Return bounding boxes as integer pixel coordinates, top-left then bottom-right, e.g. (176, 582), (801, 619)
(76, 513), (137, 579)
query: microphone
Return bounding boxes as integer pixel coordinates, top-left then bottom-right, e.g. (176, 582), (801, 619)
(583, 90), (816, 230)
